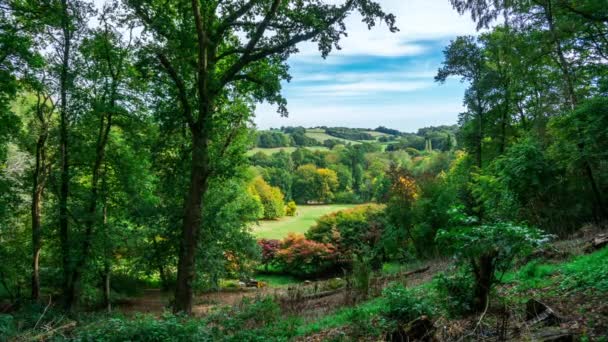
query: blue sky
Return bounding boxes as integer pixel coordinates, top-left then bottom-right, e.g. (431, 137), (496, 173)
(254, 0), (479, 133)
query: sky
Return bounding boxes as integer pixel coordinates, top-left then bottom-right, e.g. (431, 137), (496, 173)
(254, 0), (479, 133)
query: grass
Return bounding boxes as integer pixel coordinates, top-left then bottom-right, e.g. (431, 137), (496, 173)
(296, 296), (386, 336)
(255, 273), (300, 287)
(304, 131), (360, 145)
(252, 204), (360, 239)
(246, 146), (329, 156)
(501, 246), (608, 294)
(364, 130), (390, 138)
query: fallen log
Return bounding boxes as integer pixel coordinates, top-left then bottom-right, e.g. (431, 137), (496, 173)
(525, 299), (564, 326)
(584, 233), (608, 253)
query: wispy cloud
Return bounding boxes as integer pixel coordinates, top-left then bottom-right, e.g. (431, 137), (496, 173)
(293, 80), (432, 97)
(254, 0), (477, 131)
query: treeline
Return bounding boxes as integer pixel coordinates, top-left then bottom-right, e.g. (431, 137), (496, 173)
(255, 125), (459, 152)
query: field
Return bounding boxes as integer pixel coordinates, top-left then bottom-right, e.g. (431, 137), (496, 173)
(246, 146), (328, 156)
(252, 204), (359, 239)
(304, 130), (361, 145)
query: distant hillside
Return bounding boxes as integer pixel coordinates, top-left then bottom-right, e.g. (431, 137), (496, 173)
(252, 125), (458, 154)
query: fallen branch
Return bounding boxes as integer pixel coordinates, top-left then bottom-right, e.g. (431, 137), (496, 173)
(383, 266), (431, 281)
(456, 293), (490, 342)
(27, 321), (77, 341)
(33, 296), (52, 330)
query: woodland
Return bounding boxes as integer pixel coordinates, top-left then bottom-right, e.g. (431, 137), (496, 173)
(0, 0), (607, 341)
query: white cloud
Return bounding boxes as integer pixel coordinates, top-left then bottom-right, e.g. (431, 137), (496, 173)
(295, 0), (478, 57)
(255, 101), (464, 132)
(293, 80), (432, 97)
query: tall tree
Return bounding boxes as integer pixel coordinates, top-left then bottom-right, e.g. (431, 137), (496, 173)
(125, 0), (397, 314)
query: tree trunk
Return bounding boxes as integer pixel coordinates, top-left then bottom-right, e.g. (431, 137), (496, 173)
(472, 254), (495, 312)
(59, 0), (72, 310)
(31, 124), (47, 300)
(31, 173), (43, 301)
(173, 131), (210, 314)
(102, 201), (111, 313)
(543, 0), (606, 220)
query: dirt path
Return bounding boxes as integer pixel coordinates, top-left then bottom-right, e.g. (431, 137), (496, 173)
(115, 259), (451, 317)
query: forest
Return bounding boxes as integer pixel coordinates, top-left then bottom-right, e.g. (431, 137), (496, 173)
(0, 0), (607, 341)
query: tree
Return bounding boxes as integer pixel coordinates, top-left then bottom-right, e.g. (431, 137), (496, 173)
(436, 211), (551, 311)
(292, 164), (319, 204)
(316, 168), (339, 203)
(124, 0), (396, 314)
(250, 176), (285, 219)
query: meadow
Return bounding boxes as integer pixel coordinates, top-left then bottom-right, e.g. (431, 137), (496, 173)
(252, 204), (359, 239)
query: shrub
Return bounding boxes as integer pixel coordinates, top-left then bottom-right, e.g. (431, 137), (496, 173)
(332, 191), (363, 204)
(258, 239), (281, 270)
(434, 269), (476, 317)
(306, 204), (386, 269)
(72, 314), (210, 342)
(346, 306), (382, 339)
(285, 201), (297, 216)
(436, 209), (552, 310)
(274, 233), (337, 277)
(206, 297), (286, 340)
(0, 314), (15, 339)
(382, 283), (433, 323)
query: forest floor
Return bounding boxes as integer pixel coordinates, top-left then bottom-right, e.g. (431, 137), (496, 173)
(113, 226), (608, 341)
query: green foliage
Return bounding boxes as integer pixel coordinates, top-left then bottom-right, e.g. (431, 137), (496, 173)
(560, 247), (608, 292)
(382, 283), (433, 323)
(325, 127), (375, 141)
(72, 314), (210, 342)
(433, 269), (476, 316)
(292, 164), (339, 204)
(436, 211), (551, 277)
(256, 131), (292, 148)
(435, 207), (552, 309)
(306, 204), (387, 268)
(285, 201), (297, 216)
(250, 176), (285, 220)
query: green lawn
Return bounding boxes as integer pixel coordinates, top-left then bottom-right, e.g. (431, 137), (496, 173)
(252, 204), (359, 239)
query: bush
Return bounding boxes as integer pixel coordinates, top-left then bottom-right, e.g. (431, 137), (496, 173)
(434, 269), (476, 317)
(206, 297), (298, 341)
(72, 314), (210, 342)
(436, 214), (552, 310)
(274, 233), (337, 277)
(332, 191), (363, 204)
(306, 204), (386, 269)
(346, 306), (382, 339)
(258, 239), (280, 269)
(382, 283), (433, 323)
(0, 314), (15, 339)
(285, 201), (297, 216)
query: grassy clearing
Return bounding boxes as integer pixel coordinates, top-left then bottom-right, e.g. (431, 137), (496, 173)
(252, 204), (359, 239)
(304, 131), (360, 145)
(246, 146), (329, 156)
(364, 130), (390, 137)
(255, 273), (300, 287)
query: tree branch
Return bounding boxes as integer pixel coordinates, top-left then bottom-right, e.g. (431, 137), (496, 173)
(215, 0), (259, 38)
(220, 0), (354, 87)
(156, 53), (195, 128)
